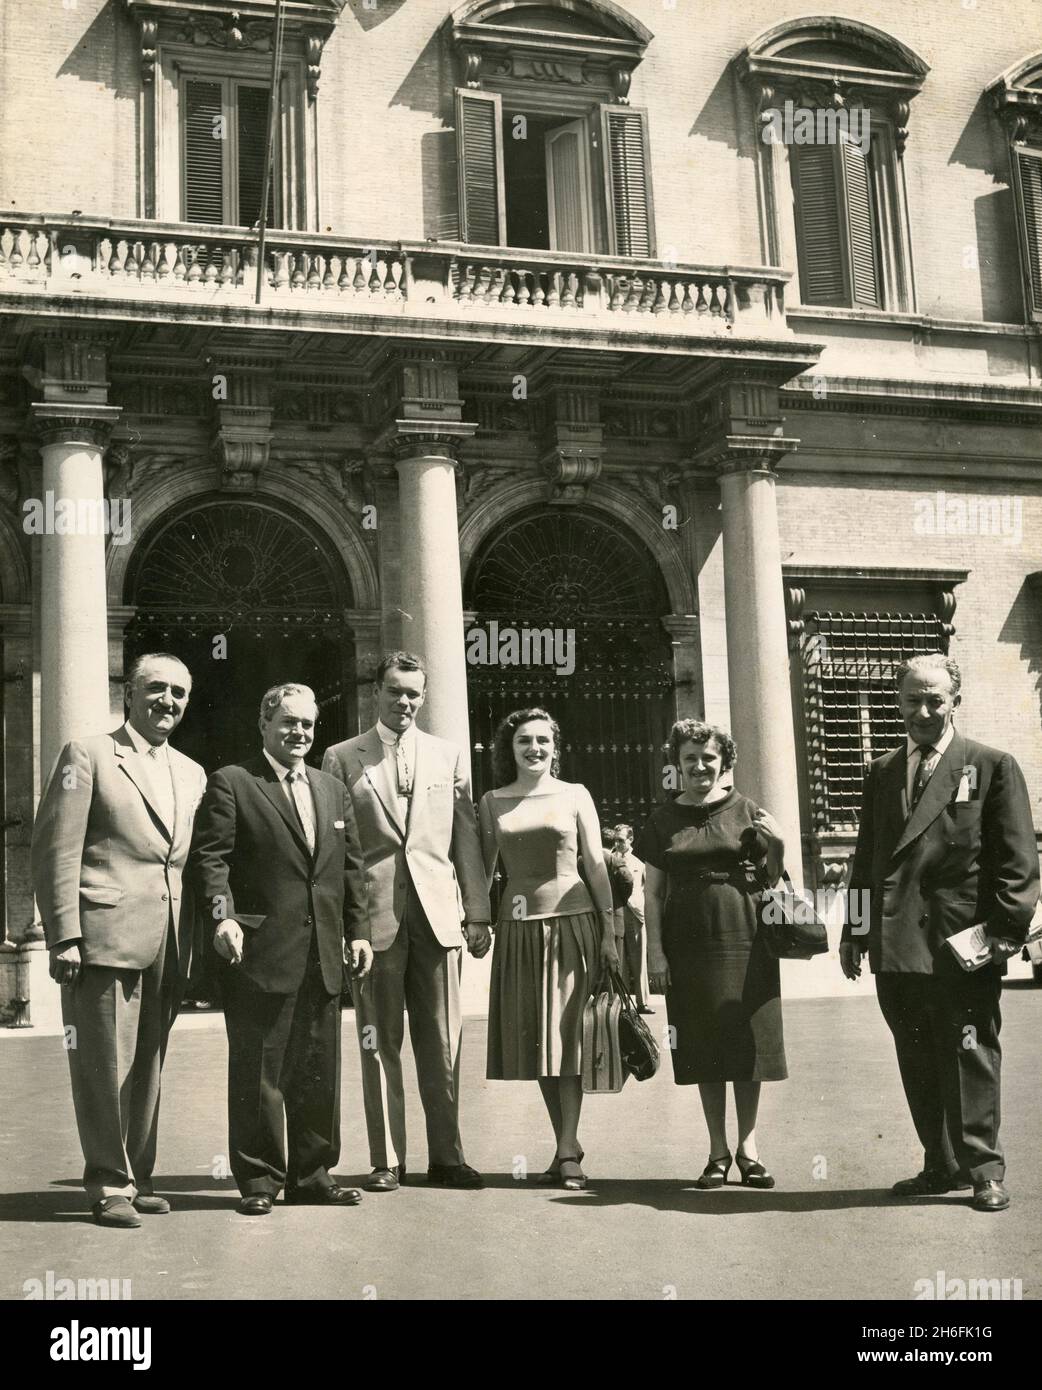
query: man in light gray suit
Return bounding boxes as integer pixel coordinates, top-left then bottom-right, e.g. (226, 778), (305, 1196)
(322, 651), (491, 1192)
(31, 653), (207, 1228)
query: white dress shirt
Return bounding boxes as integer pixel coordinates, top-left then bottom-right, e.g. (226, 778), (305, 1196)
(262, 750), (316, 851)
(376, 719), (417, 821)
(905, 723), (955, 807)
(124, 721), (176, 830)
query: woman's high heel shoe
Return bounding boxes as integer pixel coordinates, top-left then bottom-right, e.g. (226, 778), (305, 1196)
(557, 1155), (587, 1190)
(735, 1151), (775, 1189)
(694, 1152), (732, 1189)
(540, 1147), (584, 1183)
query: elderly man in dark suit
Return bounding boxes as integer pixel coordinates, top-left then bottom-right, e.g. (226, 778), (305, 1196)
(189, 682), (372, 1215)
(31, 653), (207, 1228)
(842, 653), (1039, 1212)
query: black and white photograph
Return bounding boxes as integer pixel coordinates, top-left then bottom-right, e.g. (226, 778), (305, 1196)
(0, 0), (1040, 1350)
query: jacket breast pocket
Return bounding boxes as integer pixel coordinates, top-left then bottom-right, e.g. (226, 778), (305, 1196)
(80, 884), (123, 906)
(941, 803), (982, 850)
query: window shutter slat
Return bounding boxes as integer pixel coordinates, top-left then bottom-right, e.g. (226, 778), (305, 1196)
(840, 137), (881, 309)
(237, 83), (276, 229)
(1015, 148), (1042, 316)
(184, 80), (225, 225)
(455, 88), (504, 245)
(791, 142), (846, 305)
(600, 105), (655, 258)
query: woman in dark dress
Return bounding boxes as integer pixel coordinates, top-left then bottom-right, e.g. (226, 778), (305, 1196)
(638, 719), (787, 1189)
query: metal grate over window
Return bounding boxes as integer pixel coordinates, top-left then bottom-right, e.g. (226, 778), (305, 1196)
(801, 610), (948, 831)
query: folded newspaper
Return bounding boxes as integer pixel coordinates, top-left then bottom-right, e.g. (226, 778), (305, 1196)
(946, 902), (1042, 972)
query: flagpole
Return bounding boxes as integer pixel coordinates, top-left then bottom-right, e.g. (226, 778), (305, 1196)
(254, 0), (287, 304)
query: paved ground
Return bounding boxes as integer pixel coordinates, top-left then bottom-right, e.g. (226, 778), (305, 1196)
(1, 990), (1040, 1302)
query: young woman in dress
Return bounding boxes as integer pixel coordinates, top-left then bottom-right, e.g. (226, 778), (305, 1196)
(638, 720), (787, 1189)
(480, 708), (619, 1191)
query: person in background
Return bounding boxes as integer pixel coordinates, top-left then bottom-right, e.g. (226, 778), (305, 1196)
(612, 823), (653, 1016)
(480, 708), (619, 1191)
(640, 720), (787, 1190)
(603, 828), (632, 967)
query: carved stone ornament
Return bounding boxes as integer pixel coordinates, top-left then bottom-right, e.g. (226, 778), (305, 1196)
(542, 449), (602, 504)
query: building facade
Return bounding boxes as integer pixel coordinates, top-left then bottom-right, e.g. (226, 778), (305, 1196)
(1, 0), (1041, 1021)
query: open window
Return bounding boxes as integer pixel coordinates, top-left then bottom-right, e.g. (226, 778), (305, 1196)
(988, 54), (1042, 322)
(736, 18), (928, 312)
(450, 1), (655, 256)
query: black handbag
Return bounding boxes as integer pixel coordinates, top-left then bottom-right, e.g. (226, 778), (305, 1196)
(609, 965), (660, 1081)
(758, 869), (828, 960)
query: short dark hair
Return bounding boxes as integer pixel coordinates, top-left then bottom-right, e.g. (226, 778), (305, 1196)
(613, 823), (634, 841)
(491, 707), (562, 786)
(125, 652), (191, 689)
(375, 651), (428, 687)
(895, 652), (962, 699)
(668, 719), (736, 771)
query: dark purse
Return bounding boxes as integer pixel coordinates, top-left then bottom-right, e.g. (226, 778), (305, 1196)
(758, 869), (828, 961)
(609, 965), (660, 1080)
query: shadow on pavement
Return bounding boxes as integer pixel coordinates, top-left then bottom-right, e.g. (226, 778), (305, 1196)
(545, 1180), (981, 1215)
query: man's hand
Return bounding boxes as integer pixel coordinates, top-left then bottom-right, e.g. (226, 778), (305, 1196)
(49, 942), (83, 987)
(213, 920), (244, 965)
(464, 923), (492, 958)
(647, 950), (670, 994)
(346, 939), (374, 979)
(840, 941), (863, 981)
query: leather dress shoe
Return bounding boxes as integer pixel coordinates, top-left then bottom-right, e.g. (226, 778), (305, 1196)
(284, 1184), (363, 1206)
(427, 1162), (484, 1190)
(365, 1166), (404, 1192)
(892, 1169), (971, 1197)
(237, 1194), (274, 1216)
(91, 1196), (141, 1229)
(132, 1194), (170, 1214)
(972, 1180), (1010, 1212)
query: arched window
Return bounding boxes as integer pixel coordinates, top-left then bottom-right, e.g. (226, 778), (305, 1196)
(736, 18), (928, 313)
(449, 0), (656, 256)
(989, 53), (1042, 322)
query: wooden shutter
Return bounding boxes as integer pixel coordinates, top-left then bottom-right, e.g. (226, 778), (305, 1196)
(600, 105), (655, 257)
(839, 135), (881, 308)
(790, 142), (846, 305)
(1014, 146), (1042, 318)
(546, 119), (593, 253)
(455, 88), (504, 245)
(183, 79), (225, 224)
(236, 83), (276, 229)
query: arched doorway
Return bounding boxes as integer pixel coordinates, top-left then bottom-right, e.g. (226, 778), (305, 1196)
(465, 508), (674, 826)
(124, 497), (354, 772)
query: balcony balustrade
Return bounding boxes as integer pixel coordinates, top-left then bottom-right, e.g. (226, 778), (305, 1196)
(0, 215), (791, 343)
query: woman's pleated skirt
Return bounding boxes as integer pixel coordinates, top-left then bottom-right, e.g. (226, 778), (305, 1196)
(486, 910), (601, 1080)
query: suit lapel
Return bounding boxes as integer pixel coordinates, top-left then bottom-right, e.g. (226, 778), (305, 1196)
(255, 761), (312, 859)
(359, 734), (405, 838)
(113, 729), (173, 841)
(306, 766), (331, 861)
(892, 733), (965, 859)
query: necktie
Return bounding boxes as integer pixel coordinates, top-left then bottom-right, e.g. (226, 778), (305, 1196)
(395, 735), (412, 798)
(146, 745), (176, 829)
(288, 768), (316, 853)
(910, 745), (936, 809)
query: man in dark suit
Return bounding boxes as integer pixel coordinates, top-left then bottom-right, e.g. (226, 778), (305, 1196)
(32, 653), (207, 1228)
(842, 653), (1039, 1212)
(189, 683), (372, 1215)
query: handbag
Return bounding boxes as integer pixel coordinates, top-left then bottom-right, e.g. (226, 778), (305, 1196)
(758, 869), (828, 960)
(609, 965), (660, 1081)
(581, 970), (627, 1094)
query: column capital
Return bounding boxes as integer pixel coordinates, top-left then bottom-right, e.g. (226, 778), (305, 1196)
(382, 419), (479, 463)
(711, 435), (800, 478)
(30, 402), (122, 450)
(661, 614), (699, 641)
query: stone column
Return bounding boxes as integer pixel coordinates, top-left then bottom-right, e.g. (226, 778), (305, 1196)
(347, 609), (384, 733)
(30, 404), (120, 782)
(716, 449), (803, 886)
(390, 424), (476, 773)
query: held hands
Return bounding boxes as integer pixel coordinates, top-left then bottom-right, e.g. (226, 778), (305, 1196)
(346, 939), (374, 979)
(213, 920), (244, 965)
(49, 942), (82, 987)
(647, 950), (671, 994)
(840, 942), (863, 981)
(464, 923), (492, 958)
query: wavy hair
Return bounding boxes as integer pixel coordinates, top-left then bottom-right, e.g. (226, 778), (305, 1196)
(491, 707), (562, 786)
(668, 719), (737, 771)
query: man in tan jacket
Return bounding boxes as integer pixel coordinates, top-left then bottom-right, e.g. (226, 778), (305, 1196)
(322, 651), (491, 1192)
(31, 653), (206, 1228)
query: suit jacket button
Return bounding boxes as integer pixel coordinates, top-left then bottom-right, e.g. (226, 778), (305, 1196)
(161, 893), (168, 901)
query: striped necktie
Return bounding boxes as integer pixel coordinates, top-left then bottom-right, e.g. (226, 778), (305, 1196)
(910, 745), (936, 809)
(288, 767), (316, 853)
